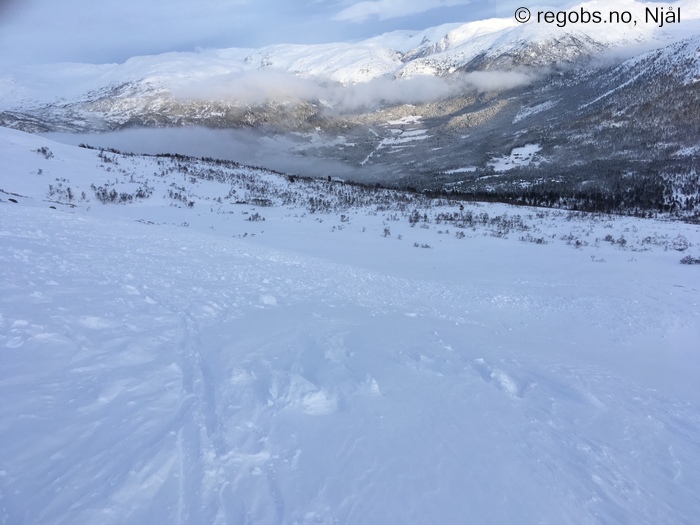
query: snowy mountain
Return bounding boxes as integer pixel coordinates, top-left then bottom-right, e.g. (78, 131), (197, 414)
(0, 0), (688, 123)
(2, 126), (700, 524)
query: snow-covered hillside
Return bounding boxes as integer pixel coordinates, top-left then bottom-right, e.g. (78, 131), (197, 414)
(1, 128), (700, 524)
(610, 33), (700, 86)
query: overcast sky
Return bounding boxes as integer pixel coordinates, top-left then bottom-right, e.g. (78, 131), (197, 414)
(0, 0), (565, 66)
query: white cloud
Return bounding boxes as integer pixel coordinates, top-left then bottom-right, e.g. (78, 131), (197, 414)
(334, 0), (471, 22)
(170, 70), (328, 105)
(460, 70), (539, 92)
(170, 68), (541, 111)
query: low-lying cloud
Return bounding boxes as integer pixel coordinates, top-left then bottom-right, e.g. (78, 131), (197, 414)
(170, 68), (541, 112)
(171, 70), (327, 106)
(459, 70), (538, 92)
(42, 127), (387, 182)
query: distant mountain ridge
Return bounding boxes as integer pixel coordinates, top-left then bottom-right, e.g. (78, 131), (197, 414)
(0, 0), (688, 112)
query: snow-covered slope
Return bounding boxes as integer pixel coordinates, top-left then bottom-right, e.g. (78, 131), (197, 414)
(611, 32), (700, 85)
(1, 128), (700, 524)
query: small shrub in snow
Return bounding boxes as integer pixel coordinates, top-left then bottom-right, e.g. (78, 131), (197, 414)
(670, 235), (689, 252)
(520, 233), (547, 244)
(680, 255), (700, 265)
(36, 147), (53, 159)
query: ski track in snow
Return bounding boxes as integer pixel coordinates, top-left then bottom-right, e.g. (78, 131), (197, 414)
(1, 204), (699, 524)
(1, 125), (700, 523)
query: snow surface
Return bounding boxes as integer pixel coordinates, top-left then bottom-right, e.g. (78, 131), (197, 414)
(1, 127), (700, 524)
(513, 100), (558, 124)
(360, 119), (429, 165)
(488, 144), (542, 172)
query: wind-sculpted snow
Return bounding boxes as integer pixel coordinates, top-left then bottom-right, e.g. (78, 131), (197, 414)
(1, 128), (700, 524)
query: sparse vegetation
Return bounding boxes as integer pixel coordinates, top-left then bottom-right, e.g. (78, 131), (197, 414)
(35, 147), (53, 159)
(29, 145), (693, 259)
